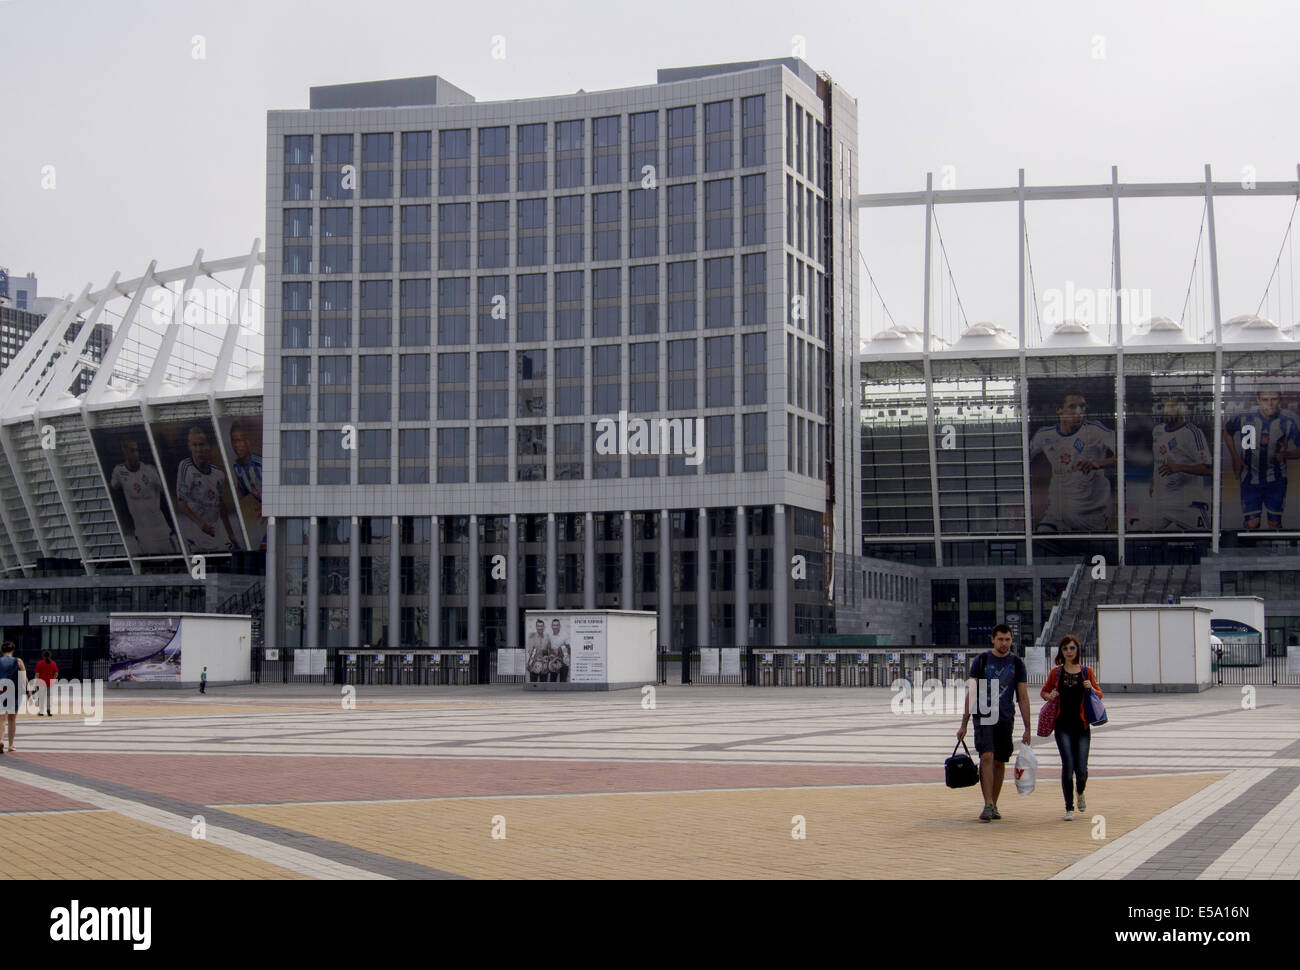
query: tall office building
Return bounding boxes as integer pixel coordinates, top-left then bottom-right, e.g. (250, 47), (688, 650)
(1, 268), (110, 397)
(263, 59), (862, 653)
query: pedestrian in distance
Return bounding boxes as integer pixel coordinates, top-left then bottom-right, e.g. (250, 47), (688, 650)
(957, 623), (1032, 822)
(1041, 635), (1102, 821)
(200, 666), (208, 694)
(0, 641), (27, 753)
(34, 650), (58, 716)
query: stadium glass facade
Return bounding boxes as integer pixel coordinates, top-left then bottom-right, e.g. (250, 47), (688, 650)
(858, 336), (1300, 653)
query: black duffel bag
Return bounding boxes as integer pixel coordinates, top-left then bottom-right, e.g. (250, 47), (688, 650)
(945, 739), (980, 789)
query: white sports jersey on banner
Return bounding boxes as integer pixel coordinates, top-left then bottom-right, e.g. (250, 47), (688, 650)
(177, 458), (227, 526)
(1030, 420), (1116, 530)
(110, 461), (168, 529)
(1152, 421), (1211, 504)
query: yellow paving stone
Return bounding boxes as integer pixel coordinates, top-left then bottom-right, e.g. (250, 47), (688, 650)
(228, 772), (1223, 879)
(2, 811), (308, 880)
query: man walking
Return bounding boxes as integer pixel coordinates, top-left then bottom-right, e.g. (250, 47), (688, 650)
(957, 624), (1032, 821)
(199, 666), (208, 694)
(34, 650), (58, 716)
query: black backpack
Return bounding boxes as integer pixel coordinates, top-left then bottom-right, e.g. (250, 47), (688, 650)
(945, 739), (980, 788)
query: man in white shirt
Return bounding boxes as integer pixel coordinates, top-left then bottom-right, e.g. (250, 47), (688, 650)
(549, 617), (571, 683)
(109, 438), (178, 556)
(175, 426), (242, 554)
(1029, 391), (1117, 533)
(526, 619), (550, 683)
(1146, 392), (1212, 531)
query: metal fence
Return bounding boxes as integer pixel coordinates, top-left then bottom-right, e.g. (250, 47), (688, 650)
(241, 642), (1297, 688)
(1214, 643), (1300, 686)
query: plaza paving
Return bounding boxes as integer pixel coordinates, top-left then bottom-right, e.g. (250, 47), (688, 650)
(0, 684), (1296, 879)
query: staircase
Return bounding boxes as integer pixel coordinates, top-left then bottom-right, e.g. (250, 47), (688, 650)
(1049, 564), (1201, 655)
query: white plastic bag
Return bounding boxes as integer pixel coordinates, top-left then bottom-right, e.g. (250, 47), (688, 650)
(1014, 741), (1038, 796)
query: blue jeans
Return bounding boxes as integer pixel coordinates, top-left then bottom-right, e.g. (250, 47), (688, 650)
(1054, 727), (1090, 810)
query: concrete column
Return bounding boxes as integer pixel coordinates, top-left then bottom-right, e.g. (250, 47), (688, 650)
(773, 504), (789, 645)
(995, 578), (1006, 629)
(306, 516), (319, 650)
(735, 506), (748, 647)
(429, 516), (440, 648)
(264, 516), (278, 652)
(389, 515), (400, 648)
(468, 514), (479, 647)
(507, 513), (518, 646)
(584, 512), (596, 609)
(697, 507), (709, 646)
(545, 512), (558, 610)
(959, 579), (969, 645)
(349, 515), (361, 648)
(659, 508), (671, 649)
(621, 510), (634, 609)
(1032, 579), (1042, 644)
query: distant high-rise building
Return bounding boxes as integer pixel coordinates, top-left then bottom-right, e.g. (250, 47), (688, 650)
(0, 268), (111, 396)
(0, 268), (38, 311)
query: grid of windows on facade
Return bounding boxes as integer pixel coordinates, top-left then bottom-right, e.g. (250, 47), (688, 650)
(928, 575), (1068, 649)
(860, 570), (918, 603)
(0, 586), (208, 614)
(861, 361), (932, 536)
(275, 507), (793, 647)
(275, 93), (799, 486)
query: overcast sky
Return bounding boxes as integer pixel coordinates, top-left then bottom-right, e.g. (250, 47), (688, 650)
(3, 0), (1298, 342)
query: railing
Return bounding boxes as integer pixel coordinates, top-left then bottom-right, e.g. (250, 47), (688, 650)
(243, 642), (1299, 688)
(1036, 562), (1085, 652)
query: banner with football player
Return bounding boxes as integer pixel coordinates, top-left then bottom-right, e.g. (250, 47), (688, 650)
(217, 413), (266, 551)
(1027, 376), (1118, 534)
(1124, 375), (1214, 532)
(1220, 376), (1300, 532)
(148, 417), (245, 555)
(90, 424), (181, 558)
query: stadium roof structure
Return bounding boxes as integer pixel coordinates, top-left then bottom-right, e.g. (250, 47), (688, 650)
(0, 244), (264, 576)
(858, 165), (1300, 358)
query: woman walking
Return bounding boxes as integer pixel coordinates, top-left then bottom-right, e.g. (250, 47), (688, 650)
(1041, 635), (1102, 821)
(0, 641), (27, 753)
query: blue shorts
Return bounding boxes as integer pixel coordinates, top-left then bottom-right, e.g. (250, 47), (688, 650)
(1241, 480), (1287, 524)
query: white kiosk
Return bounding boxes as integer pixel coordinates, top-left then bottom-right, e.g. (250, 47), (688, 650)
(520, 610), (657, 691)
(107, 613), (252, 688)
(1096, 604), (1214, 692)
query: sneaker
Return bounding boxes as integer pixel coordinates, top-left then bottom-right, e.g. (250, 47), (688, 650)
(990, 805), (1002, 820)
(1077, 792), (1087, 812)
(979, 804), (994, 822)
(1064, 810), (1075, 821)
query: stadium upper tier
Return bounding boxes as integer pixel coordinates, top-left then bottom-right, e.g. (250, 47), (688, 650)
(0, 245), (265, 576)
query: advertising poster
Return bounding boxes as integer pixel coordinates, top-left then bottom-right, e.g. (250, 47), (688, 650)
(217, 413), (266, 550)
(1220, 377), (1300, 532)
(568, 614), (608, 683)
(90, 424), (181, 558)
(1124, 375), (1214, 532)
(293, 649), (327, 676)
(1027, 376), (1118, 533)
(109, 616), (181, 683)
(497, 648), (524, 676)
(148, 417), (244, 554)
(525, 613), (574, 683)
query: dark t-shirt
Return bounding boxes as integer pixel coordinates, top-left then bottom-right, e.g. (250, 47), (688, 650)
(1055, 666), (1088, 733)
(969, 650), (1026, 727)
